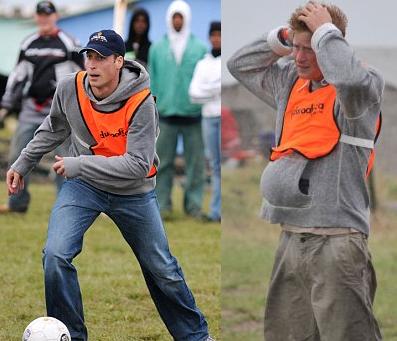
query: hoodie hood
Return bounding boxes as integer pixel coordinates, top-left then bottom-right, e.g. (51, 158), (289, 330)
(127, 8), (150, 42)
(125, 8), (152, 64)
(166, 0), (191, 64)
(84, 59), (150, 108)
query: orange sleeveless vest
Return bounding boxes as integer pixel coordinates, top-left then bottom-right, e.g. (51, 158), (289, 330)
(270, 78), (380, 177)
(271, 78), (340, 161)
(75, 71), (157, 178)
(365, 115), (381, 177)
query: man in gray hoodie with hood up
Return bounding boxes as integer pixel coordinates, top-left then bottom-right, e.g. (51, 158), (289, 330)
(228, 2), (383, 341)
(6, 30), (212, 341)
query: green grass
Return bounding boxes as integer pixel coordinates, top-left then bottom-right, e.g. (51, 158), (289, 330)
(0, 182), (220, 340)
(222, 159), (397, 341)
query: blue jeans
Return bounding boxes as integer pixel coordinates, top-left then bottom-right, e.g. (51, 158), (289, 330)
(8, 121), (65, 211)
(42, 179), (208, 341)
(202, 117), (221, 220)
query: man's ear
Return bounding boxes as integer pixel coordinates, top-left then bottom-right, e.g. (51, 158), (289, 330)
(116, 56), (124, 69)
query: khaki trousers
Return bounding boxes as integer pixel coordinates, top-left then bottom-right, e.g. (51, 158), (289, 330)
(264, 231), (382, 341)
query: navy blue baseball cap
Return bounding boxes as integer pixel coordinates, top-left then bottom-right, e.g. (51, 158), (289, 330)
(36, 1), (57, 14)
(80, 30), (126, 57)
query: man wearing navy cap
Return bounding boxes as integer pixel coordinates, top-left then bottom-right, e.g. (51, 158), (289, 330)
(0, 0), (83, 213)
(36, 0), (57, 14)
(6, 30), (213, 341)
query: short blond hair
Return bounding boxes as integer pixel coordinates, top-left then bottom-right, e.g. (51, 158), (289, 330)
(289, 2), (348, 37)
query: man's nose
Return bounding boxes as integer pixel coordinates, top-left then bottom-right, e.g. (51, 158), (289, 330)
(295, 49), (306, 62)
(86, 60), (96, 69)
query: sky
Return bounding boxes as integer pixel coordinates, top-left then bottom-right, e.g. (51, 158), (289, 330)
(223, 0), (397, 84)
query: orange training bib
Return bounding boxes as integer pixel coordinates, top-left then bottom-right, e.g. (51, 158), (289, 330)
(75, 71), (157, 177)
(270, 78), (340, 161)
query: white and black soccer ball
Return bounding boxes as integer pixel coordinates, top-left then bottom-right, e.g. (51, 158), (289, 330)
(22, 317), (71, 341)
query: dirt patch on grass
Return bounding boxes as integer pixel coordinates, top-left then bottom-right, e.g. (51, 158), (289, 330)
(223, 309), (263, 333)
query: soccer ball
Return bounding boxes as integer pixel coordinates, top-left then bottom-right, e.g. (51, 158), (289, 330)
(22, 317), (71, 341)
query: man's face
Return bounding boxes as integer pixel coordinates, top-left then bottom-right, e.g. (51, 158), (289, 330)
(292, 31), (323, 81)
(172, 13), (184, 32)
(35, 13), (58, 35)
(133, 14), (148, 36)
(84, 51), (123, 92)
(210, 31), (221, 50)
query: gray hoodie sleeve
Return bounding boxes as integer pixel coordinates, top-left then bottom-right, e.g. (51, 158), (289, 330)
(227, 27), (294, 109)
(228, 24), (384, 118)
(10, 87), (71, 176)
(312, 23), (384, 118)
(63, 97), (158, 181)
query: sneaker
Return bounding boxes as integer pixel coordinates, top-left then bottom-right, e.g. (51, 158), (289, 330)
(0, 204), (27, 214)
(206, 337), (216, 341)
(186, 209), (204, 219)
(201, 214), (221, 223)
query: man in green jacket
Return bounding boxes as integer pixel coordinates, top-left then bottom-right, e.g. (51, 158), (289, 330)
(149, 0), (207, 218)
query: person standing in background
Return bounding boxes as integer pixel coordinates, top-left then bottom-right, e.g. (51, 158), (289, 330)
(149, 0), (207, 219)
(0, 0), (83, 214)
(189, 21), (221, 222)
(125, 8), (151, 67)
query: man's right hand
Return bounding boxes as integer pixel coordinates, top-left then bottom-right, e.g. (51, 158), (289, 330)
(0, 108), (8, 129)
(6, 169), (24, 195)
(298, 2), (332, 33)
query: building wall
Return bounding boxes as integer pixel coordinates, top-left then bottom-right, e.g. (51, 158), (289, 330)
(0, 18), (36, 75)
(58, 0), (220, 48)
(126, 0), (220, 46)
(58, 8), (114, 46)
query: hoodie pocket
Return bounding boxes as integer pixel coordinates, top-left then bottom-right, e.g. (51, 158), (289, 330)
(260, 155), (312, 208)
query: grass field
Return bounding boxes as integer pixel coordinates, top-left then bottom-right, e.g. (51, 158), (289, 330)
(0, 181), (220, 340)
(222, 158), (397, 341)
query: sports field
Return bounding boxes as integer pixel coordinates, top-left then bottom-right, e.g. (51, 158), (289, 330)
(0, 181), (220, 340)
(222, 159), (397, 341)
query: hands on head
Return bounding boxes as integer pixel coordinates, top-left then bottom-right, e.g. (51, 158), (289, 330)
(298, 1), (332, 33)
(281, 2), (332, 49)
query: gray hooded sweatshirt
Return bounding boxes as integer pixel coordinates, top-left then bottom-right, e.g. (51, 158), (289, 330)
(11, 60), (159, 195)
(227, 23), (384, 235)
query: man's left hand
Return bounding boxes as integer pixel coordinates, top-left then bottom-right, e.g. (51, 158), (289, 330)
(298, 1), (332, 33)
(53, 155), (66, 177)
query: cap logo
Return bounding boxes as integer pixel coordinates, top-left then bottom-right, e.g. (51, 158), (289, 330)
(91, 32), (108, 43)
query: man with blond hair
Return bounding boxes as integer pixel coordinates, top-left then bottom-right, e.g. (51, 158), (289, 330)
(228, 2), (383, 340)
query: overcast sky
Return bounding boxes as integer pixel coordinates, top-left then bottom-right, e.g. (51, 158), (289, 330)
(223, 0), (397, 83)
